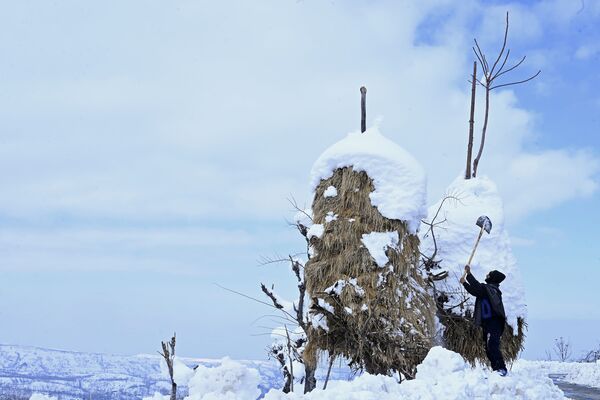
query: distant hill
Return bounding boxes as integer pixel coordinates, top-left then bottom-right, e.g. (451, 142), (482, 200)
(0, 344), (353, 399)
(0, 344), (281, 399)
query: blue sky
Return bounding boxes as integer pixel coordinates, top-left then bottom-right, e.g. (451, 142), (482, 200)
(0, 0), (599, 361)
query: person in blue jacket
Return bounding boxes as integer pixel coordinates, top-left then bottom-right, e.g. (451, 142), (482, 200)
(460, 265), (508, 376)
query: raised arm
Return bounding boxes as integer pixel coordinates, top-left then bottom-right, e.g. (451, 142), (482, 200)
(464, 272), (486, 297)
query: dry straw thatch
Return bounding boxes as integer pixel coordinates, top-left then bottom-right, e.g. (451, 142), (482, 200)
(438, 309), (526, 366)
(303, 167), (436, 378)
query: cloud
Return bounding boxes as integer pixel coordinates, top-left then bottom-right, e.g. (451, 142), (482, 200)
(0, 0), (597, 246)
(499, 149), (599, 221)
(575, 44), (600, 60)
(0, 225), (297, 272)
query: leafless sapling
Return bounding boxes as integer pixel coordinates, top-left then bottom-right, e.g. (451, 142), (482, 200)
(471, 12), (541, 178)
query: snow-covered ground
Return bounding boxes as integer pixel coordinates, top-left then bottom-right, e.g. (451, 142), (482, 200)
(514, 359), (600, 389)
(9, 344), (599, 400)
(262, 347), (565, 400)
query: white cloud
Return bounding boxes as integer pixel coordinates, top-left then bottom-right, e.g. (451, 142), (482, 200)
(0, 0), (596, 243)
(499, 149), (599, 221)
(575, 44), (600, 60)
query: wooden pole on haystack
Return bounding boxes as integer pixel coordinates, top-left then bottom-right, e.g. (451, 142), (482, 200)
(360, 86), (367, 133)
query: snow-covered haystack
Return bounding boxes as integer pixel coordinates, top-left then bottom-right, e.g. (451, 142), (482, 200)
(420, 176), (527, 365)
(302, 128), (436, 377)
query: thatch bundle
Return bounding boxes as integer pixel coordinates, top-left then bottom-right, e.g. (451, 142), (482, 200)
(303, 167), (435, 377)
(438, 307), (526, 366)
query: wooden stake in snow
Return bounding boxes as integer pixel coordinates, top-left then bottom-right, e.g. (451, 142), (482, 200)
(159, 333), (177, 400)
(360, 86), (367, 133)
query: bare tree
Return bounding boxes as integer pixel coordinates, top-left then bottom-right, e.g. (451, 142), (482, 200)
(259, 199), (317, 393)
(159, 333), (177, 400)
(471, 12), (541, 178)
(553, 337), (572, 362)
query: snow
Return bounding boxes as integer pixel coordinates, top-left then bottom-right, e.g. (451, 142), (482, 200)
(143, 393), (169, 400)
(263, 347), (567, 399)
(420, 176), (527, 331)
(307, 224), (324, 239)
(323, 186), (338, 198)
(324, 278), (365, 297)
(317, 298), (335, 314)
(185, 358), (262, 400)
(310, 127), (427, 233)
(294, 209), (313, 227)
(514, 359), (600, 389)
(325, 212), (338, 223)
(566, 361), (600, 388)
(361, 231), (400, 267)
(12, 344), (598, 400)
(311, 313), (329, 332)
(145, 358), (262, 400)
(158, 357), (195, 387)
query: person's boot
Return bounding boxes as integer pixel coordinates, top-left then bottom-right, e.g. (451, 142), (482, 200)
(497, 368), (508, 377)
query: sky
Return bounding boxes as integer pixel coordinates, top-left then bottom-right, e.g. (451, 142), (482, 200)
(0, 0), (599, 361)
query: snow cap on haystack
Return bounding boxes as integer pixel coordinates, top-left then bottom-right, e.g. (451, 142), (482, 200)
(310, 127), (427, 234)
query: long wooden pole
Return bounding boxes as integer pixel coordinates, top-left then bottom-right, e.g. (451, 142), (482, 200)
(360, 86), (367, 133)
(466, 61), (477, 179)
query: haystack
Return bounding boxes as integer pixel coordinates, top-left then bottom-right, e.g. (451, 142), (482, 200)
(420, 176), (527, 365)
(302, 128), (436, 378)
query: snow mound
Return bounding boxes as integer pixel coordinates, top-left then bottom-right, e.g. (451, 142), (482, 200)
(29, 395), (57, 400)
(514, 359), (600, 389)
(565, 362), (600, 388)
(186, 357), (261, 400)
(263, 347), (566, 399)
(415, 345), (467, 378)
(145, 358), (261, 400)
(310, 127), (426, 233)
(420, 176), (527, 331)
(158, 356), (195, 387)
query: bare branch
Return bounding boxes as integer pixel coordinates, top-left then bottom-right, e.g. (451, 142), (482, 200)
(493, 55), (526, 80)
(494, 48), (511, 77)
(489, 11), (509, 76)
(490, 70), (541, 90)
(473, 40), (489, 75)
(261, 283), (285, 310)
(215, 283), (298, 322)
(472, 46), (487, 75)
(288, 196), (313, 223)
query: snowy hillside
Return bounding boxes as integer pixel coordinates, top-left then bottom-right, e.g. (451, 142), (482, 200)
(0, 344), (277, 399)
(0, 344), (351, 399)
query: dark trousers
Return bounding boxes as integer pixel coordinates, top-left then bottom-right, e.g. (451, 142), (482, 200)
(482, 317), (506, 371)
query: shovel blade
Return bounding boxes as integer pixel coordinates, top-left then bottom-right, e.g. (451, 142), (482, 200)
(476, 215), (492, 234)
